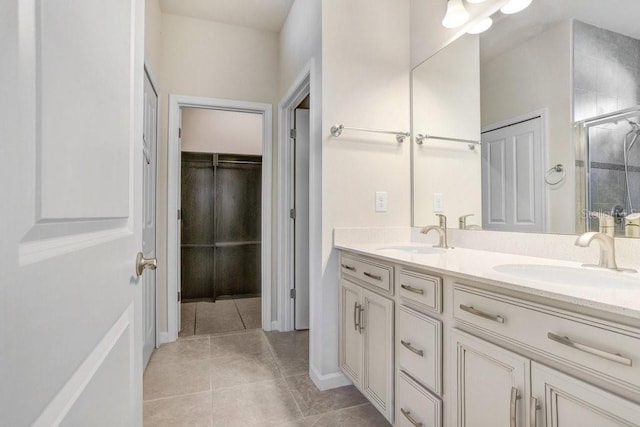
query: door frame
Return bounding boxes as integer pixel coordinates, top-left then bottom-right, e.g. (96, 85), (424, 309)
(277, 60), (315, 332)
(481, 108), (549, 232)
(143, 62), (161, 353)
(166, 95), (273, 341)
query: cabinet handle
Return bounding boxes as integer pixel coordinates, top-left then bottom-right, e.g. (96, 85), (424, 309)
(459, 304), (505, 323)
(530, 396), (540, 427)
(401, 340), (424, 357)
(401, 284), (424, 295)
(353, 302), (359, 331)
(510, 387), (520, 427)
(341, 263), (356, 271)
(547, 332), (632, 366)
(358, 305), (365, 334)
(363, 271), (382, 281)
(400, 408), (423, 427)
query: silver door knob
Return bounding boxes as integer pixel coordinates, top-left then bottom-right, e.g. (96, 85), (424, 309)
(136, 252), (157, 277)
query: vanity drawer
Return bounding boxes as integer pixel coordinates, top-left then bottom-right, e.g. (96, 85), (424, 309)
(453, 285), (640, 394)
(397, 305), (442, 394)
(398, 269), (442, 313)
(340, 253), (393, 294)
(396, 370), (442, 427)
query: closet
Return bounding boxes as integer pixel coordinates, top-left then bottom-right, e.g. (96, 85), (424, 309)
(180, 152), (262, 301)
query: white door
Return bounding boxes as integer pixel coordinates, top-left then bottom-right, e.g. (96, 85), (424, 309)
(142, 70), (158, 367)
(532, 362), (640, 427)
(0, 1), (144, 425)
(294, 109), (310, 330)
(453, 329), (530, 427)
(482, 116), (544, 232)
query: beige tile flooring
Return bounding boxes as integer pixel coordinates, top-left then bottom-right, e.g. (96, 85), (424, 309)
(180, 298), (262, 337)
(143, 329), (391, 426)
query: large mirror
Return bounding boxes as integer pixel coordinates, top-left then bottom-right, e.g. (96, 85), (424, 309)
(412, 0), (640, 238)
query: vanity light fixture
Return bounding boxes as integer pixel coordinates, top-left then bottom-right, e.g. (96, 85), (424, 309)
(500, 0), (532, 14)
(467, 17), (493, 34)
(442, 0), (470, 29)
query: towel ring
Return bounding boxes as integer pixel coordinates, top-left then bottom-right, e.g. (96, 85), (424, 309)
(545, 164), (565, 185)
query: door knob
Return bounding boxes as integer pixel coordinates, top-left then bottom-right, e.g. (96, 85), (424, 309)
(136, 252), (157, 276)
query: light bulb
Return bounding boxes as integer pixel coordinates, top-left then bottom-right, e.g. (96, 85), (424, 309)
(500, 0), (532, 14)
(442, 0), (470, 29)
(466, 0), (487, 3)
(467, 17), (493, 34)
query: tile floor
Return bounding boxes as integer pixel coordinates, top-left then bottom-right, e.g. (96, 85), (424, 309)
(180, 297), (262, 337)
(143, 329), (391, 426)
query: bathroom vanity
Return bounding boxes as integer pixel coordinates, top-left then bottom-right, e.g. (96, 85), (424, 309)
(336, 243), (640, 426)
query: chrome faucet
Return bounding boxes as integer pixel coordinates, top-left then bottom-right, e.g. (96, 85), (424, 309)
(421, 214), (452, 249)
(575, 232), (618, 270)
(459, 214), (474, 230)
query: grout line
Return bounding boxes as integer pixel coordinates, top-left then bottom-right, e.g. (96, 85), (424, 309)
(143, 389), (211, 403)
(233, 298), (248, 330)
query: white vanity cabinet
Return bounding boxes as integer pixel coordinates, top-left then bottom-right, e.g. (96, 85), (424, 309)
(339, 254), (394, 423)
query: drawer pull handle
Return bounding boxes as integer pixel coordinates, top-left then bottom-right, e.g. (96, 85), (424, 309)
(400, 408), (423, 427)
(510, 387), (520, 427)
(341, 263), (356, 271)
(363, 271), (382, 281)
(459, 304), (505, 323)
(547, 332), (632, 366)
(401, 284), (424, 295)
(401, 340), (424, 357)
(530, 396), (541, 427)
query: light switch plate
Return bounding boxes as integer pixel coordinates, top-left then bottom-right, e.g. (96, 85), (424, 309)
(433, 193), (444, 213)
(375, 191), (388, 212)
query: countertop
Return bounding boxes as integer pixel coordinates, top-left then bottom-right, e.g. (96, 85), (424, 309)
(335, 242), (640, 321)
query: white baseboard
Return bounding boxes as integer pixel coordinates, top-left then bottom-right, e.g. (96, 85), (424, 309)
(267, 320), (281, 332)
(158, 332), (171, 345)
(309, 365), (352, 391)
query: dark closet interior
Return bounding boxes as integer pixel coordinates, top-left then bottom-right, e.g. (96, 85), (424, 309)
(180, 152), (262, 301)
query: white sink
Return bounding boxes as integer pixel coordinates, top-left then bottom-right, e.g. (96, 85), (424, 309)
(493, 264), (640, 288)
(377, 245), (445, 255)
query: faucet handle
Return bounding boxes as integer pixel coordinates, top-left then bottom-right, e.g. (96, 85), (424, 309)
(459, 214), (474, 229)
(436, 213), (447, 228)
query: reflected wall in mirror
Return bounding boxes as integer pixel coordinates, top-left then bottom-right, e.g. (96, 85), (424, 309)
(411, 0), (640, 239)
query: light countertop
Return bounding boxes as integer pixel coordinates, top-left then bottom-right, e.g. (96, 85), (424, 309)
(335, 242), (640, 321)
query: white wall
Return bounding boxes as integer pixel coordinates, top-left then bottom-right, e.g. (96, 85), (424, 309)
(481, 20), (573, 233)
(181, 108), (263, 155)
(144, 0), (162, 76)
(413, 35), (482, 226)
(319, 0), (411, 379)
(155, 14), (280, 333)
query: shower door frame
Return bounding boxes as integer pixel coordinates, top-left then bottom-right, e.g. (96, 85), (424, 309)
(166, 95), (273, 343)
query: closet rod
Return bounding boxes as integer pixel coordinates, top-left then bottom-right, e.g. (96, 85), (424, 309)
(330, 124), (410, 143)
(415, 133), (481, 150)
(216, 160), (262, 166)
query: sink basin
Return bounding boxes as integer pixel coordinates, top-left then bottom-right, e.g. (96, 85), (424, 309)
(377, 245), (445, 255)
(493, 264), (640, 288)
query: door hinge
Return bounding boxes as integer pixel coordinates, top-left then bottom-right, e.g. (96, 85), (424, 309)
(178, 291), (181, 302)
(178, 127), (182, 138)
(177, 209), (182, 220)
(290, 288), (296, 299)
(290, 208), (296, 219)
(290, 129), (296, 139)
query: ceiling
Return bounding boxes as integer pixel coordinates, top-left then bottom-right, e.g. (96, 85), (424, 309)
(159, 0), (295, 33)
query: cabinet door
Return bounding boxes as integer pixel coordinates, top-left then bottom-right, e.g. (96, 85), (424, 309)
(340, 279), (363, 386)
(532, 362), (640, 427)
(453, 329), (530, 427)
(362, 287), (394, 422)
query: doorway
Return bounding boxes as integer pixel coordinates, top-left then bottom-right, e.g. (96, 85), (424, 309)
(167, 96), (273, 342)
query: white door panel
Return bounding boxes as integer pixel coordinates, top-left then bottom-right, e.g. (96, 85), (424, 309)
(1, 0), (144, 425)
(482, 117), (544, 232)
